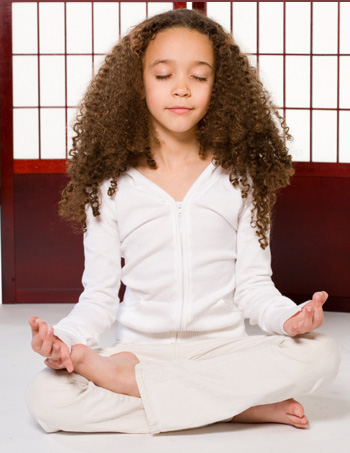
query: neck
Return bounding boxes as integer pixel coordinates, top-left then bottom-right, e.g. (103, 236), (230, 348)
(151, 128), (202, 170)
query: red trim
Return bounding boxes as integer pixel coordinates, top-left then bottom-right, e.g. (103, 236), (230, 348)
(192, 3), (206, 14)
(0, 0), (16, 303)
(310, 2), (313, 162)
(173, 3), (187, 10)
(293, 162), (350, 178)
(14, 159), (68, 174)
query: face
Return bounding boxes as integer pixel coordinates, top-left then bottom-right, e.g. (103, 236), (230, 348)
(142, 27), (215, 140)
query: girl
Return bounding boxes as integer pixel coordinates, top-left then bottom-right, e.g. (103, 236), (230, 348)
(27, 9), (339, 435)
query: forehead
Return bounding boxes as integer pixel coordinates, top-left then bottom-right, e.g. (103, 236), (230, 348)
(144, 27), (214, 66)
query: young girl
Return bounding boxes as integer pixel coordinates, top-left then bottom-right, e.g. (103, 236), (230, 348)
(27, 9), (339, 435)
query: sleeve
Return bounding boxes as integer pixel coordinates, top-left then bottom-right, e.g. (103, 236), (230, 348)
(53, 185), (121, 350)
(234, 192), (309, 335)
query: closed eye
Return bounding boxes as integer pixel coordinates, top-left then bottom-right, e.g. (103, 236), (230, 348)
(155, 75), (207, 82)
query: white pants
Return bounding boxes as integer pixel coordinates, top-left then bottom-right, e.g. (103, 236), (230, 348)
(26, 332), (340, 435)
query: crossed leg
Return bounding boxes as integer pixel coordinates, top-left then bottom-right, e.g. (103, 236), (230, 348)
(70, 344), (310, 429)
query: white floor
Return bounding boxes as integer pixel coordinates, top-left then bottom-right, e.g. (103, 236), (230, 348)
(0, 304), (349, 453)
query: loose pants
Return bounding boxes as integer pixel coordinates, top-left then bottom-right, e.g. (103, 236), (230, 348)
(26, 332), (340, 434)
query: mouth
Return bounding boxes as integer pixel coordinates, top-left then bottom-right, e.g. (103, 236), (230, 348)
(167, 107), (193, 115)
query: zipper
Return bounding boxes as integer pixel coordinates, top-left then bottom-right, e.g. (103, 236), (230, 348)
(175, 201), (185, 342)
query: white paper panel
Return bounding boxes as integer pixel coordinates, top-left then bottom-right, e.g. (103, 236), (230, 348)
(312, 111), (337, 162)
(248, 55), (257, 70)
(312, 57), (337, 109)
(94, 2), (119, 54)
(40, 56), (65, 107)
(339, 111), (350, 163)
(67, 107), (79, 156)
(148, 3), (173, 18)
(285, 110), (310, 162)
(207, 2), (231, 34)
(13, 108), (39, 159)
(259, 56), (283, 108)
(41, 109), (66, 159)
(39, 2), (65, 54)
(120, 3), (147, 37)
(285, 2), (310, 54)
(67, 56), (93, 107)
(285, 56), (310, 108)
(232, 2), (257, 54)
(12, 56), (38, 107)
(12, 2), (37, 54)
(259, 2), (283, 54)
(340, 2), (350, 53)
(94, 54), (107, 76)
(313, 2), (338, 54)
(340, 57), (350, 109)
(67, 2), (92, 54)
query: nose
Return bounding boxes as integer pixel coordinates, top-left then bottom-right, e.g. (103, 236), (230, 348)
(172, 76), (191, 97)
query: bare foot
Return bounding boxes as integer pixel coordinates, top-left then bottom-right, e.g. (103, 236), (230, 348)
(71, 344), (141, 397)
(231, 399), (309, 429)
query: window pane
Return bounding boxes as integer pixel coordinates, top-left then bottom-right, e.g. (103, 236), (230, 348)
(67, 56), (93, 107)
(40, 56), (65, 107)
(67, 2), (92, 54)
(259, 2), (283, 54)
(340, 3), (350, 53)
(148, 2), (173, 18)
(12, 56), (38, 107)
(207, 2), (231, 34)
(12, 2), (37, 54)
(232, 2), (257, 54)
(94, 2), (119, 54)
(285, 2), (310, 54)
(39, 2), (65, 54)
(312, 57), (337, 109)
(259, 56), (283, 108)
(13, 108), (39, 159)
(120, 3), (146, 37)
(313, 2), (338, 54)
(67, 107), (79, 156)
(94, 54), (107, 76)
(41, 109), (66, 159)
(339, 111), (350, 163)
(286, 110), (310, 162)
(285, 56), (310, 108)
(312, 111), (337, 162)
(340, 57), (350, 109)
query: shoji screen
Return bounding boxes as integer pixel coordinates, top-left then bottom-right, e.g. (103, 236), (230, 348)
(1, 2), (349, 308)
(206, 2), (350, 310)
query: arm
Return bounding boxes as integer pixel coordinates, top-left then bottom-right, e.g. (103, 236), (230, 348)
(52, 182), (122, 350)
(234, 192), (308, 335)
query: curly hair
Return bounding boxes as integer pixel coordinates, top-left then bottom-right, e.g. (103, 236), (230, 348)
(59, 8), (294, 249)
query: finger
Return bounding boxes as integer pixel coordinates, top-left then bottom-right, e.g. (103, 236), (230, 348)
(51, 342), (63, 360)
(302, 305), (314, 333)
(29, 316), (40, 335)
(44, 358), (64, 370)
(60, 345), (74, 373)
(31, 320), (47, 353)
(313, 291), (328, 306)
(40, 326), (55, 357)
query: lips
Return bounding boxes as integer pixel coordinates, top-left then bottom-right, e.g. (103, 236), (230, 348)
(167, 107), (193, 115)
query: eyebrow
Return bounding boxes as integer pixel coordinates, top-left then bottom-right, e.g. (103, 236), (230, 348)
(151, 59), (213, 69)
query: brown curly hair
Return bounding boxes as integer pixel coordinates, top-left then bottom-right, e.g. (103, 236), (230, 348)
(59, 8), (294, 249)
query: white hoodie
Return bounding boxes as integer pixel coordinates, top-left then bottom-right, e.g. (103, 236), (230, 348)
(54, 161), (305, 349)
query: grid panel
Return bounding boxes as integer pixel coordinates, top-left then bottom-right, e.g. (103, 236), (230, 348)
(12, 2), (350, 165)
(206, 2), (350, 164)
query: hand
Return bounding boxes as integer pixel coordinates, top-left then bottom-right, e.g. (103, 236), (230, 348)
(29, 316), (74, 372)
(283, 291), (327, 337)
